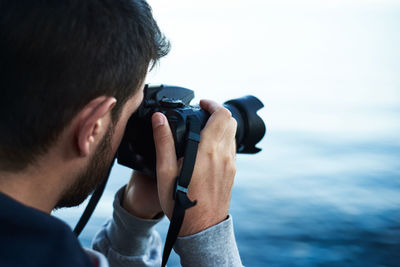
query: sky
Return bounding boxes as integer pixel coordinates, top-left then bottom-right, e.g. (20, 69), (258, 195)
(146, 0), (400, 142)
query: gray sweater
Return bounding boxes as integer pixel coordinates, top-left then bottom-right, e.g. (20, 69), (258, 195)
(91, 186), (243, 267)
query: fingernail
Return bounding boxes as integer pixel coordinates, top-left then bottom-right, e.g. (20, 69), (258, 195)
(152, 113), (165, 128)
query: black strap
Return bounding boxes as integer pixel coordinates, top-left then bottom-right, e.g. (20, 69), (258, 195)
(161, 115), (201, 267)
(73, 157), (115, 236)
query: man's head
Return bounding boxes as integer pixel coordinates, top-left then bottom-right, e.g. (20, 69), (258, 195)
(0, 0), (169, 209)
(0, 0), (169, 171)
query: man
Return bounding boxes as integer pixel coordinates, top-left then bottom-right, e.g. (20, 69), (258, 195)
(0, 0), (242, 266)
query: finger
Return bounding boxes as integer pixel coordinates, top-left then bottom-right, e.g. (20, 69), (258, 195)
(200, 99), (221, 114)
(152, 112), (178, 178)
(221, 118), (237, 158)
(200, 102), (232, 142)
(222, 117), (237, 141)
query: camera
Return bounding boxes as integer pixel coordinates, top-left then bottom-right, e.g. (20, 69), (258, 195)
(117, 84), (266, 177)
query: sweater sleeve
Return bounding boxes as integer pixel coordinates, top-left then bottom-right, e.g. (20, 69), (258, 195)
(174, 215), (243, 267)
(92, 186), (243, 267)
(92, 186), (163, 267)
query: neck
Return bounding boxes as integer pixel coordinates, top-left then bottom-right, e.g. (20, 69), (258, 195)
(0, 168), (62, 213)
(0, 148), (81, 213)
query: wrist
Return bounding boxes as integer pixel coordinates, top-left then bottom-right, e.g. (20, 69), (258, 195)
(122, 186), (163, 220)
(122, 200), (160, 220)
(178, 209), (228, 236)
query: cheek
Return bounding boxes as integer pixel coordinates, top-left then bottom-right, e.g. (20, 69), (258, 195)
(111, 89), (143, 152)
(110, 103), (135, 153)
(111, 119), (128, 153)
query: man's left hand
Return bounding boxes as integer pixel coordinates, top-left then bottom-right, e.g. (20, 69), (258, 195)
(122, 171), (163, 219)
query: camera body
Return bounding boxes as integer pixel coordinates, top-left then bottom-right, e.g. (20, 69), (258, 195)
(117, 84), (266, 177)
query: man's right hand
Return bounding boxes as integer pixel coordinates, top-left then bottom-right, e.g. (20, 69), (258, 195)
(151, 99), (237, 236)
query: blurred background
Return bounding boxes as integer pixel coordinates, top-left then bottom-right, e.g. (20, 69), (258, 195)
(54, 0), (400, 266)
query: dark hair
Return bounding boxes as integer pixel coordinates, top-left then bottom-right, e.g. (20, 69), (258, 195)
(0, 0), (170, 171)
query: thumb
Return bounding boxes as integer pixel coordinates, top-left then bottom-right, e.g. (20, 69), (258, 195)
(152, 112), (178, 179)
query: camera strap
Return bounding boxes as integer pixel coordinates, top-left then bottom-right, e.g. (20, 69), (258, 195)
(161, 115), (201, 267)
(73, 156), (116, 236)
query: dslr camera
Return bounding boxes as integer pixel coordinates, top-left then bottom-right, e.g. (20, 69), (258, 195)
(117, 84), (266, 177)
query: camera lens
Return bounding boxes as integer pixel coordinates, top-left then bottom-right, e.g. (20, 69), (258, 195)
(224, 95), (266, 153)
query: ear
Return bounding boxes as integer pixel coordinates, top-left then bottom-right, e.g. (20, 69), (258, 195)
(76, 96), (117, 157)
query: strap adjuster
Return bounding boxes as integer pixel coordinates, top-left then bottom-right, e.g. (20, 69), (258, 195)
(173, 177), (190, 200)
(176, 184), (188, 194)
(173, 177), (197, 209)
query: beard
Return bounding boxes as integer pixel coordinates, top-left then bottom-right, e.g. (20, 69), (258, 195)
(54, 125), (115, 209)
